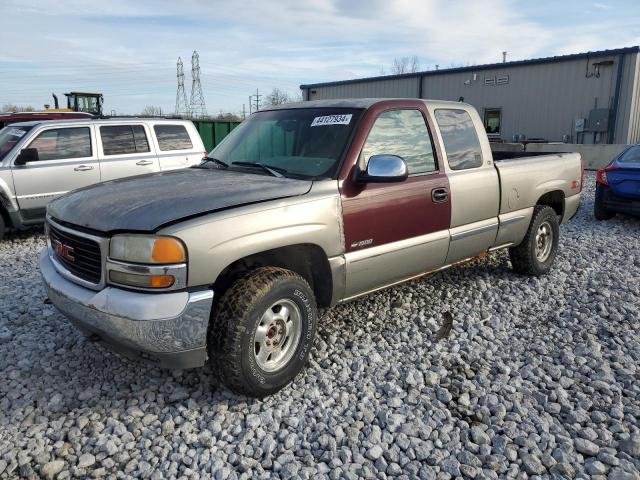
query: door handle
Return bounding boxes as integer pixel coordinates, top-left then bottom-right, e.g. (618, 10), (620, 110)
(136, 160), (154, 166)
(431, 187), (449, 203)
(74, 165), (94, 172)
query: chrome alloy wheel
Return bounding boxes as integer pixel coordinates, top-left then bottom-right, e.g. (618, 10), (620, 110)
(535, 221), (553, 262)
(253, 299), (302, 372)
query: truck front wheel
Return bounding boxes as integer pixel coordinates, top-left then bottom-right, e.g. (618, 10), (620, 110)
(208, 267), (317, 397)
(509, 205), (560, 276)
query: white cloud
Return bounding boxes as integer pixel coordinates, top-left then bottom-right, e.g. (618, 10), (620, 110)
(0, 0), (638, 113)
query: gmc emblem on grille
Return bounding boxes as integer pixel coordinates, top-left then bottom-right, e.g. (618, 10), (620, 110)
(52, 239), (75, 262)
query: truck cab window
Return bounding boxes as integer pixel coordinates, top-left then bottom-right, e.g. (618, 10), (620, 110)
(361, 109), (436, 175)
(434, 109), (483, 170)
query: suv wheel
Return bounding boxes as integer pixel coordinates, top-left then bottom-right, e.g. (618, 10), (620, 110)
(208, 267), (317, 397)
(0, 214), (5, 241)
(509, 205), (560, 276)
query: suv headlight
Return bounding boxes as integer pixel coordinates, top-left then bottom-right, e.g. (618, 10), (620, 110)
(107, 235), (187, 290)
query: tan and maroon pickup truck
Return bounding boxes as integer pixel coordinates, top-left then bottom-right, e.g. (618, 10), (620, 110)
(40, 99), (582, 396)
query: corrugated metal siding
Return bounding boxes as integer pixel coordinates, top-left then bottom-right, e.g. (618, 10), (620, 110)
(303, 51), (640, 144)
(307, 77), (418, 100)
(626, 54), (640, 143)
(420, 54), (627, 143)
(613, 52), (639, 143)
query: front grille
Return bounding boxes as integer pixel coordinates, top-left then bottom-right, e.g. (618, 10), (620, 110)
(49, 223), (102, 284)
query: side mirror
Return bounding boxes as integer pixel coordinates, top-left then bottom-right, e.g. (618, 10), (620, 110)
(356, 154), (408, 183)
(15, 148), (39, 166)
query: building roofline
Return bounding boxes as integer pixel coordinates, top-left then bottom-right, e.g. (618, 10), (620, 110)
(300, 46), (640, 89)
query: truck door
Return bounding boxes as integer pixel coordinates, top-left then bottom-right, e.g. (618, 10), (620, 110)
(11, 126), (100, 221)
(97, 124), (159, 181)
(340, 107), (451, 298)
(432, 107), (500, 264)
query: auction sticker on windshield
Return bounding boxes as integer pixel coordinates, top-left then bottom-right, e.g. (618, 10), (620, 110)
(311, 114), (352, 127)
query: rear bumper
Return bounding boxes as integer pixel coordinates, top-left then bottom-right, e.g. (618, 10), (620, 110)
(40, 249), (213, 369)
(596, 184), (640, 216)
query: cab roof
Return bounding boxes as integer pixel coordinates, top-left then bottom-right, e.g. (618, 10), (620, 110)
(262, 98), (471, 111)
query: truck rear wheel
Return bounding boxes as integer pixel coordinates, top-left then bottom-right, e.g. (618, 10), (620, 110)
(509, 205), (560, 276)
(208, 267), (317, 397)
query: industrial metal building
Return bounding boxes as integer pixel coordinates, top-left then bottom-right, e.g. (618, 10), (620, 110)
(300, 46), (640, 145)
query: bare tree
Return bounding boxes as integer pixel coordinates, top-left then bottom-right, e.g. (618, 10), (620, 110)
(265, 88), (292, 107)
(2, 103), (35, 113)
(215, 112), (242, 121)
(390, 56), (420, 74)
(140, 105), (164, 117)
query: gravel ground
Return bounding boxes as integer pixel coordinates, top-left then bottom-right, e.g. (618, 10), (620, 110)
(0, 171), (639, 480)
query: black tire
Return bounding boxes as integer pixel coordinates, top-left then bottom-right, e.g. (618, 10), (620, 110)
(509, 205), (560, 276)
(593, 188), (614, 221)
(208, 267), (317, 397)
(0, 214), (4, 241)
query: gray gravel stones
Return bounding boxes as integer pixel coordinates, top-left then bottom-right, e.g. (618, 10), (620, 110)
(575, 437), (600, 456)
(0, 172), (639, 479)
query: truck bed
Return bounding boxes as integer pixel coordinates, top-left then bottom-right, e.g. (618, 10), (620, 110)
(493, 152), (582, 217)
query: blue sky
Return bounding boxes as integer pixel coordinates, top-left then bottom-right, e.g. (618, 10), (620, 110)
(1, 0), (639, 115)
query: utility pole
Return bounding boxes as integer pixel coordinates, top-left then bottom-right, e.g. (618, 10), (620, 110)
(249, 88), (262, 113)
(255, 88), (262, 112)
(242, 104), (246, 119)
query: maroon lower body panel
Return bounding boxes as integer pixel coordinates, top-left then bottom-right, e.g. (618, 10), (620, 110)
(340, 173), (451, 253)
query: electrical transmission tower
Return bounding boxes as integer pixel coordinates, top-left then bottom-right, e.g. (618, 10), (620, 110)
(189, 50), (207, 118)
(174, 57), (189, 117)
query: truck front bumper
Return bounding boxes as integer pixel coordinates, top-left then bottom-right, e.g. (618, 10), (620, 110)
(40, 249), (213, 369)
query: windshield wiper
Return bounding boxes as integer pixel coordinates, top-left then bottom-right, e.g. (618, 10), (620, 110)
(195, 157), (229, 169)
(232, 161), (286, 178)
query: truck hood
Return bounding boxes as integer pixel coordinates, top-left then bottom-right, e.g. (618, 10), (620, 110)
(47, 168), (313, 232)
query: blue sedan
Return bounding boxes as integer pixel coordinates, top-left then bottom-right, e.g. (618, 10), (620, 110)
(594, 144), (640, 220)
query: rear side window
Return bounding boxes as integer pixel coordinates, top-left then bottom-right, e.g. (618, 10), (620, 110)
(434, 109), (483, 170)
(618, 146), (640, 164)
(154, 124), (193, 151)
(27, 127), (92, 161)
(100, 125), (150, 155)
(361, 109), (436, 174)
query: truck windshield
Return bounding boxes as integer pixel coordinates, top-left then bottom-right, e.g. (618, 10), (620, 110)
(0, 125), (32, 161)
(207, 108), (362, 179)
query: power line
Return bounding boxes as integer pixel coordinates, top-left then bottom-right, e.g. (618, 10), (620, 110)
(189, 50), (207, 118)
(175, 57), (190, 117)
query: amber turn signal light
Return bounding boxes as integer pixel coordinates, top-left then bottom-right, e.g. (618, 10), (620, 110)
(109, 271), (175, 289)
(151, 238), (186, 263)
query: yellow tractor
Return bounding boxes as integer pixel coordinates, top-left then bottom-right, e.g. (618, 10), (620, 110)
(47, 92), (104, 116)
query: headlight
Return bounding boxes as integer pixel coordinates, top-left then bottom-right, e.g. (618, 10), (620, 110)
(107, 235), (187, 291)
(109, 235), (186, 264)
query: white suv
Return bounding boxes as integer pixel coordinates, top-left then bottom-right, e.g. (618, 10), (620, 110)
(0, 118), (206, 239)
